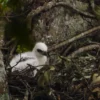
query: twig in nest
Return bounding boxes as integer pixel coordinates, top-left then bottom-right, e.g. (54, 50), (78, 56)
(62, 44), (73, 56)
(7, 54), (28, 73)
(8, 54), (23, 71)
(49, 26), (100, 52)
(27, 64), (39, 71)
(23, 90), (29, 100)
(68, 44), (100, 58)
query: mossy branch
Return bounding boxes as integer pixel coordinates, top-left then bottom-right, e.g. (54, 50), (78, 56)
(68, 44), (100, 58)
(27, 1), (95, 29)
(49, 26), (100, 52)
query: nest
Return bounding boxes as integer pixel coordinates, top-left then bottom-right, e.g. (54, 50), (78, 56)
(8, 67), (37, 98)
(7, 65), (55, 100)
(7, 56), (100, 100)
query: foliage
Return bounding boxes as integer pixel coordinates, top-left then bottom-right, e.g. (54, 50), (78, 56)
(0, 0), (28, 13)
(90, 0), (100, 19)
(8, 51), (100, 100)
(17, 45), (32, 53)
(0, 0), (10, 15)
(94, 5), (100, 19)
(7, 0), (26, 11)
(0, 93), (9, 100)
(3, 0), (35, 52)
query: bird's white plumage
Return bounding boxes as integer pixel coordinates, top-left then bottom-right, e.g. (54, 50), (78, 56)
(10, 42), (48, 76)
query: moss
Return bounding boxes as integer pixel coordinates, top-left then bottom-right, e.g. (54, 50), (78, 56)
(0, 93), (9, 100)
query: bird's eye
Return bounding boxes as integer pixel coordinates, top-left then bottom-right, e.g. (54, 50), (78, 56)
(37, 49), (42, 53)
(37, 49), (47, 56)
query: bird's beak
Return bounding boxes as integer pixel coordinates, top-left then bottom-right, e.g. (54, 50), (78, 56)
(37, 49), (49, 56)
(41, 51), (48, 56)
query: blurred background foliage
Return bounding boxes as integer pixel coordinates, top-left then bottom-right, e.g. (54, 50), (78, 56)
(90, 0), (100, 19)
(0, 0), (9, 15)
(0, 0), (35, 52)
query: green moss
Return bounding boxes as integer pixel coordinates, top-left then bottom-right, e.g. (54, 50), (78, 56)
(16, 44), (33, 53)
(0, 93), (9, 100)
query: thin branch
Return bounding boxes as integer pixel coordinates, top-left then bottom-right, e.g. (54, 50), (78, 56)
(49, 26), (100, 52)
(27, 0), (56, 29)
(68, 44), (100, 58)
(55, 2), (95, 18)
(62, 44), (73, 56)
(27, 1), (95, 29)
(0, 9), (30, 18)
(4, 38), (15, 46)
(23, 90), (29, 100)
(27, 0), (56, 18)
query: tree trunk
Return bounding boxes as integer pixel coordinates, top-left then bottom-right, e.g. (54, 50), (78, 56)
(0, 21), (9, 100)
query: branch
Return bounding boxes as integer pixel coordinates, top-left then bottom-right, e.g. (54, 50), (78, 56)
(27, 1), (56, 29)
(49, 26), (100, 52)
(62, 44), (72, 56)
(68, 44), (100, 58)
(27, 1), (95, 29)
(55, 2), (95, 18)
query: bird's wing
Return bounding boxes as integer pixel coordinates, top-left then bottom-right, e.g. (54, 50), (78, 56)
(10, 52), (34, 66)
(11, 57), (39, 71)
(10, 52), (39, 71)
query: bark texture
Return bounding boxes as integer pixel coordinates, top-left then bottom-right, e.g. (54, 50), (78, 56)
(30, 0), (99, 45)
(0, 21), (9, 100)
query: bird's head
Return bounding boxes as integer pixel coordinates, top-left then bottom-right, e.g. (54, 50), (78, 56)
(33, 42), (48, 57)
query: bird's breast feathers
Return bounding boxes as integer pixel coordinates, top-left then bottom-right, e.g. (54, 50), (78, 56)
(10, 52), (47, 72)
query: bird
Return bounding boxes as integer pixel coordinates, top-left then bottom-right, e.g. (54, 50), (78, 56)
(10, 42), (48, 76)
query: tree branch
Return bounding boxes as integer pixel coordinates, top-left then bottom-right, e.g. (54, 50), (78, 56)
(55, 2), (95, 18)
(27, 0), (56, 29)
(27, 1), (95, 29)
(68, 44), (100, 58)
(49, 26), (100, 52)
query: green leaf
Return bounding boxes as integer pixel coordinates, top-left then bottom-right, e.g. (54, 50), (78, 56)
(89, 0), (100, 19)
(38, 71), (51, 87)
(38, 74), (45, 87)
(94, 5), (100, 19)
(44, 71), (50, 83)
(0, 0), (11, 15)
(50, 66), (55, 71)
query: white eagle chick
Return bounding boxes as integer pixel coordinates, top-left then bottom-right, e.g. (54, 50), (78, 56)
(10, 42), (48, 76)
